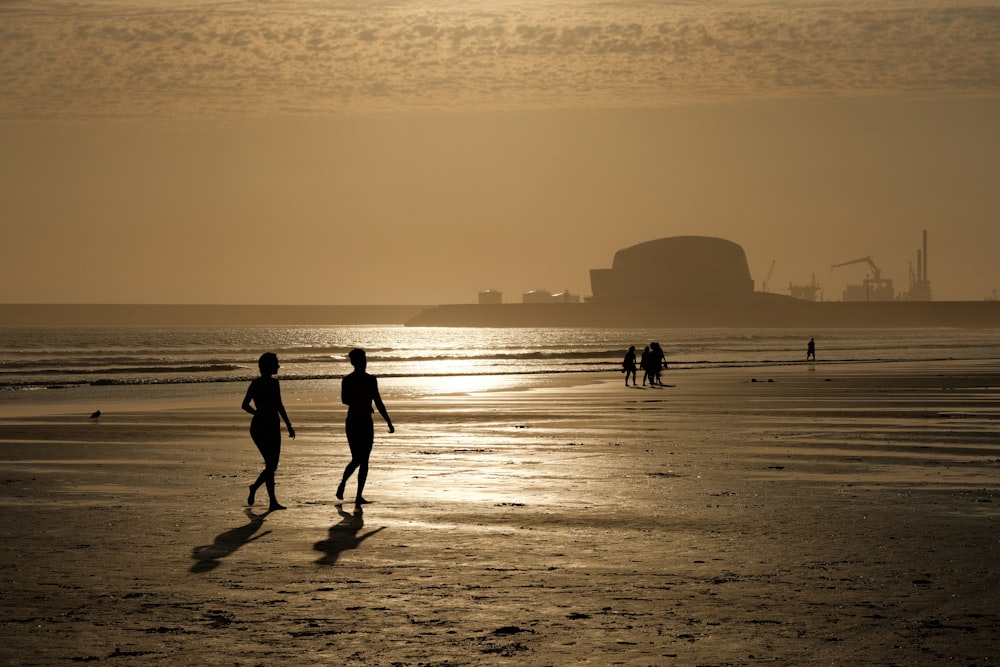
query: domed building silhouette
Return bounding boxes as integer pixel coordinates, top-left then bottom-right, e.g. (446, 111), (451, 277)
(589, 236), (755, 301)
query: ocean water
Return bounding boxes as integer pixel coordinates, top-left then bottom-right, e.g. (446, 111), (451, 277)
(1, 326), (999, 410)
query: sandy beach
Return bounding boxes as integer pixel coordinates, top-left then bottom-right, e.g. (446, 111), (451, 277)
(1, 360), (998, 666)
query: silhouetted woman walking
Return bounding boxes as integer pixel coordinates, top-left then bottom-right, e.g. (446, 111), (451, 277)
(336, 348), (393, 505)
(622, 345), (637, 386)
(242, 352), (295, 510)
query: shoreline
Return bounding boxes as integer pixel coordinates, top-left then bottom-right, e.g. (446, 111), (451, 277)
(1, 360), (998, 664)
(6, 354), (1000, 413)
(7, 301), (1000, 329)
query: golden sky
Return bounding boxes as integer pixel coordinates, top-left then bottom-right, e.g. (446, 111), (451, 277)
(2, 0), (999, 304)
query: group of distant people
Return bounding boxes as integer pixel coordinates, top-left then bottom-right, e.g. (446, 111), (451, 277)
(621, 337), (817, 389)
(622, 341), (667, 387)
(241, 348), (393, 511)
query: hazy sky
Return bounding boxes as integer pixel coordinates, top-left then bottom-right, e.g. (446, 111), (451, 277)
(2, 0), (999, 305)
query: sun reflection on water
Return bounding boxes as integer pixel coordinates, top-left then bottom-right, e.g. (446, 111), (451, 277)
(404, 374), (521, 397)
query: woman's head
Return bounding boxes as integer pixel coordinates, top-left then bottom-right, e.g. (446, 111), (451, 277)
(348, 348), (367, 370)
(258, 352), (280, 375)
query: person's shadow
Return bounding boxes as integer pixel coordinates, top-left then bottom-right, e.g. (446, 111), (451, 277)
(190, 508), (272, 573)
(313, 504), (385, 566)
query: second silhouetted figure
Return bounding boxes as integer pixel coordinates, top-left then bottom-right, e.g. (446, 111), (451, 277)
(336, 348), (394, 505)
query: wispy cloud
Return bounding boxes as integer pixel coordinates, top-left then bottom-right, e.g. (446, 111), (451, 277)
(2, 0), (998, 119)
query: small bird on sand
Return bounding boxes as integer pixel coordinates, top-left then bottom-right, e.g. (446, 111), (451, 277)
(90, 410), (101, 420)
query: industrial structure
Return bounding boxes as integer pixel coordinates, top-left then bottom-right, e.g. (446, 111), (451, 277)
(409, 231), (1000, 327)
(907, 230), (932, 301)
(831, 256), (895, 301)
(523, 289), (580, 304)
(484, 231), (931, 306)
(477, 290), (503, 305)
(788, 275), (822, 302)
(589, 236), (754, 301)
(830, 230), (932, 302)
(761, 260), (777, 293)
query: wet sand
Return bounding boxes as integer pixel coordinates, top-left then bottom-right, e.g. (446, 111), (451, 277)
(1, 360), (999, 665)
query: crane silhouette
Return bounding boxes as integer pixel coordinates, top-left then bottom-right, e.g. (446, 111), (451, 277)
(830, 256), (882, 281)
(830, 255), (895, 301)
(761, 259), (777, 293)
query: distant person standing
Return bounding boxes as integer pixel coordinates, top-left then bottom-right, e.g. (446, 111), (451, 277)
(807, 338), (816, 361)
(242, 352), (295, 511)
(336, 349), (394, 505)
(640, 345), (653, 386)
(650, 341), (667, 386)
(622, 345), (638, 386)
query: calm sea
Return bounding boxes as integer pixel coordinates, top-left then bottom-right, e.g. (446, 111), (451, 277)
(1, 326), (999, 410)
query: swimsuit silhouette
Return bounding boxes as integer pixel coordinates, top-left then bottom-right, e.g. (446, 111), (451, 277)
(335, 349), (393, 505)
(242, 352), (295, 511)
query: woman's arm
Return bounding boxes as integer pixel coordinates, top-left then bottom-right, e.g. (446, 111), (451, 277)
(241, 382), (256, 415)
(340, 375), (351, 406)
(372, 378), (394, 433)
(276, 383), (295, 439)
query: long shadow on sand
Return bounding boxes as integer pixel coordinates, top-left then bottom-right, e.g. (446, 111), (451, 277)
(190, 508), (272, 573)
(314, 504), (385, 566)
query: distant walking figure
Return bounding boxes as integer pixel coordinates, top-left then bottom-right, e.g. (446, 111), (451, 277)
(640, 346), (653, 386)
(806, 338), (816, 361)
(242, 352), (295, 511)
(622, 346), (638, 386)
(336, 349), (394, 505)
(650, 341), (667, 386)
